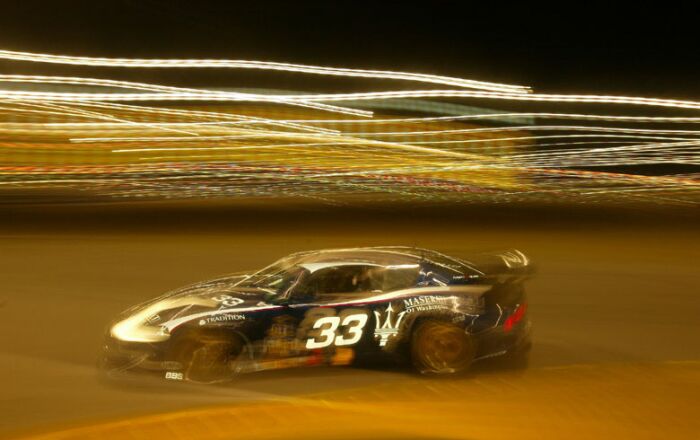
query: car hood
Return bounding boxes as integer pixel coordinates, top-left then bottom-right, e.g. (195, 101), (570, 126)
(110, 276), (281, 342)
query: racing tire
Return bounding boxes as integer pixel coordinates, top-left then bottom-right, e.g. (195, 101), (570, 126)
(175, 332), (243, 384)
(410, 319), (475, 375)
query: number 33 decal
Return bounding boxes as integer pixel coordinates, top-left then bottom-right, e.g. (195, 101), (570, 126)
(306, 313), (368, 349)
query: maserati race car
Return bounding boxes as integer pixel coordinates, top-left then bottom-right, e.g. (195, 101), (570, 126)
(101, 247), (533, 383)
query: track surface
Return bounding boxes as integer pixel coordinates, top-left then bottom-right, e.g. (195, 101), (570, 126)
(1, 221), (699, 437)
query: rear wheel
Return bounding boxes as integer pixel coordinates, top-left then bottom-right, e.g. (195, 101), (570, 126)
(411, 320), (475, 375)
(175, 332), (242, 384)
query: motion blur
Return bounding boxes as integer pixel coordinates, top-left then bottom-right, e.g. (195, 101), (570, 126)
(1, 6), (699, 440)
(0, 49), (697, 205)
(101, 247), (532, 383)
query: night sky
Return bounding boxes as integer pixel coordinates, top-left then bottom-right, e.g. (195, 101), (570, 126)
(0, 1), (697, 97)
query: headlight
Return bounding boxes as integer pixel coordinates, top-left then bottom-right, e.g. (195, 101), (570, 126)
(110, 314), (171, 343)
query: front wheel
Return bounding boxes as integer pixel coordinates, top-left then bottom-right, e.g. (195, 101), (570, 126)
(410, 320), (475, 375)
(175, 332), (242, 384)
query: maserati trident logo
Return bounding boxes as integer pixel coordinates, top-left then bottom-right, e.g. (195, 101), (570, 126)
(374, 303), (406, 346)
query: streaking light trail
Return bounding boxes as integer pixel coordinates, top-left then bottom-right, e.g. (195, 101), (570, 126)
(0, 50), (697, 205)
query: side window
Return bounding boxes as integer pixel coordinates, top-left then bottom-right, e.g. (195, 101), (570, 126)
(292, 265), (379, 300)
(381, 266), (420, 292)
(417, 263), (452, 286)
(289, 264), (421, 303)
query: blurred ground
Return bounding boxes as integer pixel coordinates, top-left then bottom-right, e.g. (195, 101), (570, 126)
(0, 203), (699, 438)
(16, 362), (700, 440)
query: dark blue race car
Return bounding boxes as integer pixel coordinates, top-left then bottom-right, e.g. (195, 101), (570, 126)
(102, 247), (533, 383)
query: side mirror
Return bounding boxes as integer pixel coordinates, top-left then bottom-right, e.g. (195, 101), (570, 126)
(286, 288), (318, 305)
(266, 292), (289, 306)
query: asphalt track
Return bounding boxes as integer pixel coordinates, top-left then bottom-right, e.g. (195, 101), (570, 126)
(1, 214), (699, 438)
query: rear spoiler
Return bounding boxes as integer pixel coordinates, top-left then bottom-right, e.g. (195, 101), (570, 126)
(462, 249), (534, 283)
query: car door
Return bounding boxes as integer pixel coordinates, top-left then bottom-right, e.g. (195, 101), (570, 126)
(286, 264), (379, 363)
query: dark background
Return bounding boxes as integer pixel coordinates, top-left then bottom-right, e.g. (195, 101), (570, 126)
(0, 1), (697, 97)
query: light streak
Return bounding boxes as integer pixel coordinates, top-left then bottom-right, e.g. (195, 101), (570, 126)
(264, 90), (700, 111)
(70, 125), (700, 144)
(0, 91), (372, 118)
(407, 134), (696, 145)
(347, 125), (700, 137)
(3, 89), (700, 113)
(0, 49), (532, 93)
(2, 100), (199, 136)
(273, 113), (700, 125)
(0, 50), (697, 205)
(61, 101), (341, 135)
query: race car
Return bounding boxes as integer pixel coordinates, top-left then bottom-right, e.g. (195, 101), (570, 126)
(101, 246), (533, 383)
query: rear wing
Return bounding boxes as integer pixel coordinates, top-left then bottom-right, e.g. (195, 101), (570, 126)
(463, 249), (534, 283)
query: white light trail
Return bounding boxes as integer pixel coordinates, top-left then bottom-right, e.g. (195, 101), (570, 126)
(0, 49), (531, 93)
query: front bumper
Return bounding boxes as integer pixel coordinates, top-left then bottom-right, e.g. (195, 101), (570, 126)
(99, 336), (179, 375)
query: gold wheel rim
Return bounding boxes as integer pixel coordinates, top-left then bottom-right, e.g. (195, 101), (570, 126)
(415, 322), (472, 373)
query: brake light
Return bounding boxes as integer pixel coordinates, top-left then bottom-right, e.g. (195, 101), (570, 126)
(503, 302), (527, 332)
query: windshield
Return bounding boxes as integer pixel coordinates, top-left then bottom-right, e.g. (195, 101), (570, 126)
(235, 260), (308, 297)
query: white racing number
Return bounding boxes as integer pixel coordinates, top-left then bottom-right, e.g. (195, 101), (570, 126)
(305, 312), (368, 349)
(335, 313), (368, 346)
(212, 294), (244, 308)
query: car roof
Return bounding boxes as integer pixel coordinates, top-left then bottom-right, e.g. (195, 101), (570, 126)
(288, 246), (466, 268)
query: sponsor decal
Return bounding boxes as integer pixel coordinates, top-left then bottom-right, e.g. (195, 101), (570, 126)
(374, 303), (406, 347)
(403, 294), (482, 315)
(165, 371), (183, 380)
(160, 361), (181, 370)
(403, 295), (454, 313)
(264, 315), (300, 358)
(198, 314), (246, 325)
